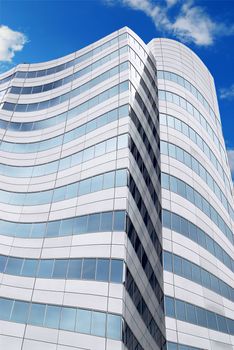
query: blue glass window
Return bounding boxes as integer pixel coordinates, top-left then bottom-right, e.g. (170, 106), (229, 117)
(52, 259), (68, 279)
(82, 259), (96, 280)
(207, 311), (217, 330)
(107, 314), (122, 340)
(100, 212), (113, 231)
(11, 300), (29, 323)
(67, 259), (82, 279)
(113, 211), (125, 231)
(29, 303), (46, 326)
(60, 307), (76, 331)
(0, 298), (13, 320)
(165, 296), (175, 317)
(44, 305), (61, 328)
(96, 259), (110, 281)
(110, 260), (123, 283)
(175, 300), (186, 321)
(76, 309), (91, 334)
(91, 311), (106, 337)
(38, 260), (54, 278)
(5, 257), (22, 275)
(22, 259), (38, 277)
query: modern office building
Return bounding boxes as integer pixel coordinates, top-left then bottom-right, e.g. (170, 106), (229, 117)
(0, 27), (233, 350)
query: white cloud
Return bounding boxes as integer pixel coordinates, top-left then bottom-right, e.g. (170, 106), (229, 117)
(0, 25), (27, 62)
(104, 0), (234, 46)
(171, 2), (216, 45)
(165, 0), (178, 8)
(220, 84), (234, 100)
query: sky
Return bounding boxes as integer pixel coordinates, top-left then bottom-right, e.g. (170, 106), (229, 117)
(0, 0), (234, 175)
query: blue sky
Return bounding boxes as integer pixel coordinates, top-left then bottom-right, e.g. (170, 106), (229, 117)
(0, 0), (234, 172)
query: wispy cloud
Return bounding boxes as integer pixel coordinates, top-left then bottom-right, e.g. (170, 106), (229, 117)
(220, 84), (234, 100)
(0, 25), (27, 62)
(104, 0), (234, 46)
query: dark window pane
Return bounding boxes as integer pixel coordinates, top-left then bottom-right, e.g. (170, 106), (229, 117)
(207, 311), (217, 330)
(87, 214), (100, 232)
(186, 304), (197, 324)
(191, 264), (201, 284)
(11, 300), (29, 323)
(5, 257), (23, 275)
(113, 211), (125, 231)
(82, 259), (96, 280)
(46, 221), (61, 237)
(201, 270), (210, 289)
(44, 305), (61, 328)
(175, 300), (186, 321)
(29, 303), (46, 326)
(0, 298), (13, 320)
(162, 210), (171, 229)
(100, 212), (113, 231)
(0, 256), (7, 273)
(174, 255), (182, 275)
(183, 260), (192, 279)
(67, 259), (82, 279)
(163, 251), (172, 272)
(165, 296), (175, 317)
(38, 260), (54, 278)
(217, 315), (228, 333)
(110, 260), (123, 283)
(171, 213), (180, 232)
(52, 259), (68, 278)
(196, 306), (207, 327)
(96, 259), (110, 281)
(74, 216), (88, 234)
(22, 259), (38, 277)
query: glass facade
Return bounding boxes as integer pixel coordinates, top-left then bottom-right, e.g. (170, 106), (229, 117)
(0, 27), (233, 350)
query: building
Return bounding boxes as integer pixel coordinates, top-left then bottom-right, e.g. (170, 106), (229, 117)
(0, 27), (233, 350)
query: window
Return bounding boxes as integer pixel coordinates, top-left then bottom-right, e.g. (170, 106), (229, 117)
(5, 257), (23, 275)
(100, 212), (113, 231)
(74, 215), (87, 234)
(96, 259), (110, 281)
(44, 305), (61, 328)
(196, 307), (207, 328)
(113, 211), (125, 231)
(162, 210), (171, 229)
(102, 172), (116, 190)
(0, 298), (13, 320)
(110, 260), (123, 283)
(107, 314), (122, 340)
(186, 304), (197, 324)
(207, 311), (217, 330)
(82, 259), (96, 280)
(52, 259), (68, 279)
(175, 300), (186, 321)
(67, 259), (82, 279)
(11, 300), (29, 323)
(38, 260), (54, 278)
(60, 307), (76, 331)
(29, 303), (46, 326)
(21, 259), (38, 277)
(165, 296), (175, 317)
(87, 214), (100, 232)
(76, 309), (91, 334)
(163, 251), (172, 272)
(174, 255), (182, 275)
(91, 311), (106, 337)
